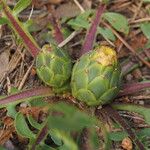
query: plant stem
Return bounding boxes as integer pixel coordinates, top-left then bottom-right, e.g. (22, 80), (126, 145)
(0, 0), (40, 57)
(103, 105), (145, 150)
(0, 87), (54, 107)
(31, 124), (48, 150)
(48, 15), (64, 44)
(119, 81), (150, 97)
(81, 3), (106, 56)
(112, 103), (150, 125)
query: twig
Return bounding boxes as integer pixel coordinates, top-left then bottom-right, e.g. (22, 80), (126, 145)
(18, 61), (34, 90)
(28, 4), (34, 20)
(131, 0), (143, 21)
(81, 3), (106, 56)
(131, 95), (150, 100)
(6, 77), (11, 94)
(129, 17), (150, 24)
(103, 105), (145, 150)
(58, 31), (79, 48)
(73, 0), (85, 13)
(0, 45), (23, 83)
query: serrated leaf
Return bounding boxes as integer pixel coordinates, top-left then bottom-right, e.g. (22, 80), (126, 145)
(15, 112), (35, 139)
(141, 23), (150, 39)
(103, 12), (129, 35)
(13, 0), (32, 16)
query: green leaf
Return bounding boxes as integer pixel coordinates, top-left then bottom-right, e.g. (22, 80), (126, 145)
(137, 128), (150, 149)
(15, 112), (35, 139)
(0, 146), (7, 150)
(68, 15), (116, 41)
(30, 98), (48, 107)
(52, 130), (78, 150)
(89, 128), (101, 149)
(13, 0), (32, 16)
(98, 27), (116, 41)
(103, 12), (129, 34)
(77, 10), (93, 20)
(47, 102), (97, 132)
(61, 28), (72, 39)
(144, 40), (150, 49)
(108, 131), (128, 141)
(36, 144), (56, 150)
(49, 130), (63, 146)
(27, 115), (43, 130)
(6, 104), (17, 118)
(143, 0), (150, 3)
(67, 10), (92, 30)
(0, 17), (9, 25)
(141, 23), (150, 39)
(0, 4), (3, 10)
(137, 128), (150, 137)
(67, 17), (89, 29)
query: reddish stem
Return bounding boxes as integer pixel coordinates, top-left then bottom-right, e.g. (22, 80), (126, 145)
(119, 82), (150, 97)
(48, 15), (64, 44)
(1, 0), (40, 57)
(81, 3), (106, 56)
(31, 124), (48, 150)
(0, 87), (53, 105)
(103, 105), (145, 150)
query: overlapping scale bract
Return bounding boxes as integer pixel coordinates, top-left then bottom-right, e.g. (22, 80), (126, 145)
(71, 46), (122, 106)
(36, 45), (72, 93)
